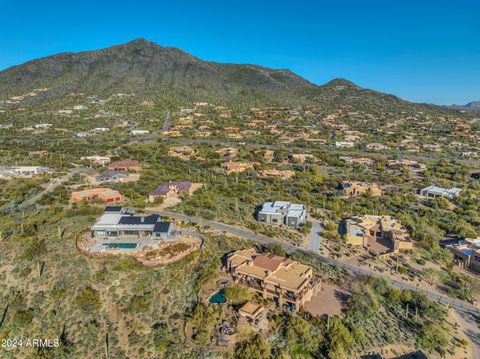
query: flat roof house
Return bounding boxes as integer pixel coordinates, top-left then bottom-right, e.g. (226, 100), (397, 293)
(0, 166), (48, 178)
(419, 186), (462, 200)
(221, 161), (254, 174)
(238, 301), (265, 320)
(446, 238), (480, 274)
(227, 249), (319, 312)
(70, 188), (123, 203)
(257, 201), (306, 228)
(335, 141), (355, 148)
(338, 181), (382, 197)
(91, 206), (175, 241)
(168, 146), (195, 160)
(341, 215), (412, 253)
(108, 159), (141, 172)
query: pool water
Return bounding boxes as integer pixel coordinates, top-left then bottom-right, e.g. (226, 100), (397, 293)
(104, 243), (138, 249)
(209, 289), (226, 304)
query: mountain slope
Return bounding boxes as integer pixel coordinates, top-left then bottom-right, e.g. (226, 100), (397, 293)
(0, 38), (317, 103)
(452, 101), (480, 110)
(0, 38), (467, 114)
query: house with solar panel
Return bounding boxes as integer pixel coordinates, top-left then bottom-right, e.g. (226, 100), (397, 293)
(91, 206), (176, 241)
(256, 201), (306, 228)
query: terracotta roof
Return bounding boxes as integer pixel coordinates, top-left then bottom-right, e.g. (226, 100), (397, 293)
(253, 253), (286, 272)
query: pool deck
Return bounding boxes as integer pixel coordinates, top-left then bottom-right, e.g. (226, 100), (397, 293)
(89, 237), (160, 253)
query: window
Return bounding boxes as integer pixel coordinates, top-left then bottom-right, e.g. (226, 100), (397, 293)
(123, 230), (139, 236)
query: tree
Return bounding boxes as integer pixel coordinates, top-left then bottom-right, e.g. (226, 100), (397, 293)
(422, 267), (440, 285)
(284, 316), (321, 354)
(418, 323), (448, 352)
(413, 218), (444, 248)
(451, 219), (477, 238)
(263, 242), (286, 257)
(190, 304), (224, 345)
(326, 318), (354, 359)
(224, 284), (253, 305)
(235, 335), (271, 359)
(75, 287), (100, 311)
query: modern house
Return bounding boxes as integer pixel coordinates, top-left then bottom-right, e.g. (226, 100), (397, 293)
(91, 206), (176, 241)
(341, 215), (412, 252)
(419, 186), (462, 200)
(148, 181), (193, 202)
(257, 201), (306, 228)
(335, 141), (355, 148)
(226, 249), (319, 312)
(70, 188), (123, 203)
(446, 238), (480, 273)
(130, 130), (149, 135)
(93, 127), (110, 132)
(0, 166), (48, 178)
(337, 181), (382, 197)
(108, 159), (141, 172)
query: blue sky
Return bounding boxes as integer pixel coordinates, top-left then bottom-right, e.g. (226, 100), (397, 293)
(0, 0), (479, 105)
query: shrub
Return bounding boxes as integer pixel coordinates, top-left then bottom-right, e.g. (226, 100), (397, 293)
(224, 284), (253, 305)
(75, 287), (101, 311)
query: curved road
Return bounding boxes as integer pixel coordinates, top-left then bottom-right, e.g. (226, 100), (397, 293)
(150, 209), (480, 356)
(148, 209), (480, 316)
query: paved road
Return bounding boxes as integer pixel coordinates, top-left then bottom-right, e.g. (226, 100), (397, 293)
(148, 209), (480, 316)
(162, 111), (171, 132)
(18, 167), (92, 209)
(308, 218), (322, 253)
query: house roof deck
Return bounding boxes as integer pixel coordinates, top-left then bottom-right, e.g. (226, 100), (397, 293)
(229, 250), (313, 292)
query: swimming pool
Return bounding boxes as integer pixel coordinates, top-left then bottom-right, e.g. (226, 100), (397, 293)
(209, 289), (226, 304)
(104, 243), (138, 249)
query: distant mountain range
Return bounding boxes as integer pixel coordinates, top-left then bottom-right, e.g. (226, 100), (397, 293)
(0, 38), (467, 114)
(450, 101), (480, 110)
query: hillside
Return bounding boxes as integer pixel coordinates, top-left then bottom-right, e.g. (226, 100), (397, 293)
(0, 38), (317, 104)
(451, 100), (480, 110)
(0, 38), (465, 114)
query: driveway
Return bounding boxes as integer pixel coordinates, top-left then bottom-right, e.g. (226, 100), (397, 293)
(18, 167), (93, 209)
(148, 209), (480, 318)
(308, 218), (322, 253)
